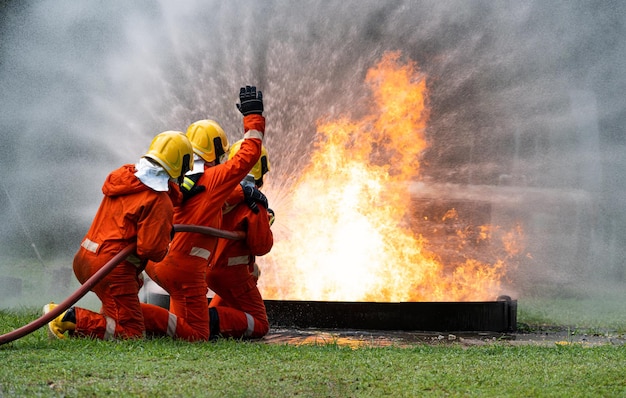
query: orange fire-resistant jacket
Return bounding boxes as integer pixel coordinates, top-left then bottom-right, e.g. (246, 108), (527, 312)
(72, 164), (178, 339)
(144, 114), (264, 341)
(206, 186), (273, 339)
(211, 188), (273, 270)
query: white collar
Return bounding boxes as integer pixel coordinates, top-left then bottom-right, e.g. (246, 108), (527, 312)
(134, 157), (171, 191)
(190, 154), (205, 174)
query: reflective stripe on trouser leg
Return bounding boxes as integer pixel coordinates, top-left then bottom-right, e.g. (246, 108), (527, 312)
(104, 316), (116, 340)
(167, 312), (177, 338)
(245, 313), (254, 337)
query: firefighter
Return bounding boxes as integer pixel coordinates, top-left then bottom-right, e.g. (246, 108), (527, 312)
(206, 139), (273, 339)
(140, 85), (265, 341)
(43, 131), (194, 340)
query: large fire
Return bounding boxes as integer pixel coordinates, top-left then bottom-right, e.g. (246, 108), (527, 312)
(260, 51), (523, 302)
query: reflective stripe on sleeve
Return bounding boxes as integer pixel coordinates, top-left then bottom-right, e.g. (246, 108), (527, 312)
(243, 130), (263, 141)
(81, 238), (99, 253)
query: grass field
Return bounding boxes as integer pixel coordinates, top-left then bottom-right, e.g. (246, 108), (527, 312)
(1, 306), (626, 397)
(2, 258), (626, 396)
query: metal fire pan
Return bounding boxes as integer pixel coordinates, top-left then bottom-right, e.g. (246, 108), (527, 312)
(264, 296), (517, 332)
(143, 285), (516, 332)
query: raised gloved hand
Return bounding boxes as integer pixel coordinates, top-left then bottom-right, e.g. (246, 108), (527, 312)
(236, 85), (263, 116)
(267, 208), (275, 226)
(242, 185), (268, 214)
(181, 174), (206, 202)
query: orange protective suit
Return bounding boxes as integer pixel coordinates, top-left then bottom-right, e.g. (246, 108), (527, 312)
(72, 164), (179, 339)
(143, 114), (264, 341)
(206, 185), (273, 339)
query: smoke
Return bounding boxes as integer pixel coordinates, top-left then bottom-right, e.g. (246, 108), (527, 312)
(1, 0), (625, 306)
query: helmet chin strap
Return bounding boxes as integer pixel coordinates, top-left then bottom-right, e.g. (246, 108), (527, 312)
(179, 154), (192, 182)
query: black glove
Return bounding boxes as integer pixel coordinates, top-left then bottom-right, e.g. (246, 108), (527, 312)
(236, 85), (263, 116)
(242, 185), (268, 214)
(126, 253), (147, 271)
(181, 174), (206, 203)
(267, 208), (275, 226)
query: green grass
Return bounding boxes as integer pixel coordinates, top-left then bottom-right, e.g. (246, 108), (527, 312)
(2, 260), (626, 396)
(1, 308), (626, 397)
(516, 283), (626, 334)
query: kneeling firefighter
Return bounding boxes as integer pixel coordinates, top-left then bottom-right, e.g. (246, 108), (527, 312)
(140, 85), (266, 341)
(206, 138), (274, 339)
(44, 131), (193, 340)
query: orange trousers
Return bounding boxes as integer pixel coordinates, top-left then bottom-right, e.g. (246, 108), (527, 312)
(145, 256), (210, 340)
(73, 249), (144, 339)
(207, 265), (269, 339)
(140, 303), (212, 341)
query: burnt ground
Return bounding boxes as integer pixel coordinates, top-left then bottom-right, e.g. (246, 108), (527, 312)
(260, 327), (626, 348)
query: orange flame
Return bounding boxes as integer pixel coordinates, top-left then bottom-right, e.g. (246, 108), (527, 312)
(261, 51), (523, 302)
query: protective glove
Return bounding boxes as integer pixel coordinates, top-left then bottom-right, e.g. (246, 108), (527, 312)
(126, 253), (146, 270)
(236, 85), (263, 116)
(242, 185), (268, 214)
(267, 208), (275, 226)
(181, 174), (206, 202)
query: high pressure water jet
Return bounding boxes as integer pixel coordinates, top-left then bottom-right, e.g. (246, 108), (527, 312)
(1, 1), (624, 317)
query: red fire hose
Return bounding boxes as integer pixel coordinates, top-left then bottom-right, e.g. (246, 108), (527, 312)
(0, 224), (244, 345)
(0, 244), (136, 345)
(173, 224), (245, 240)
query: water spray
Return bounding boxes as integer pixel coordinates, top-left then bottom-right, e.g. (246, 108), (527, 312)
(1, 183), (46, 267)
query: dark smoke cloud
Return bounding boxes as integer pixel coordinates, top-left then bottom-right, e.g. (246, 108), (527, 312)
(0, 1), (624, 299)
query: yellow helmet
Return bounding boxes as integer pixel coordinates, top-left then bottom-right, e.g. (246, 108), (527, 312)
(143, 131), (194, 179)
(185, 119), (229, 163)
(229, 139), (270, 186)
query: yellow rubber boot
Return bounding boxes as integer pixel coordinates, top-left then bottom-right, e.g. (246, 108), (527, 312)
(42, 303), (76, 340)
